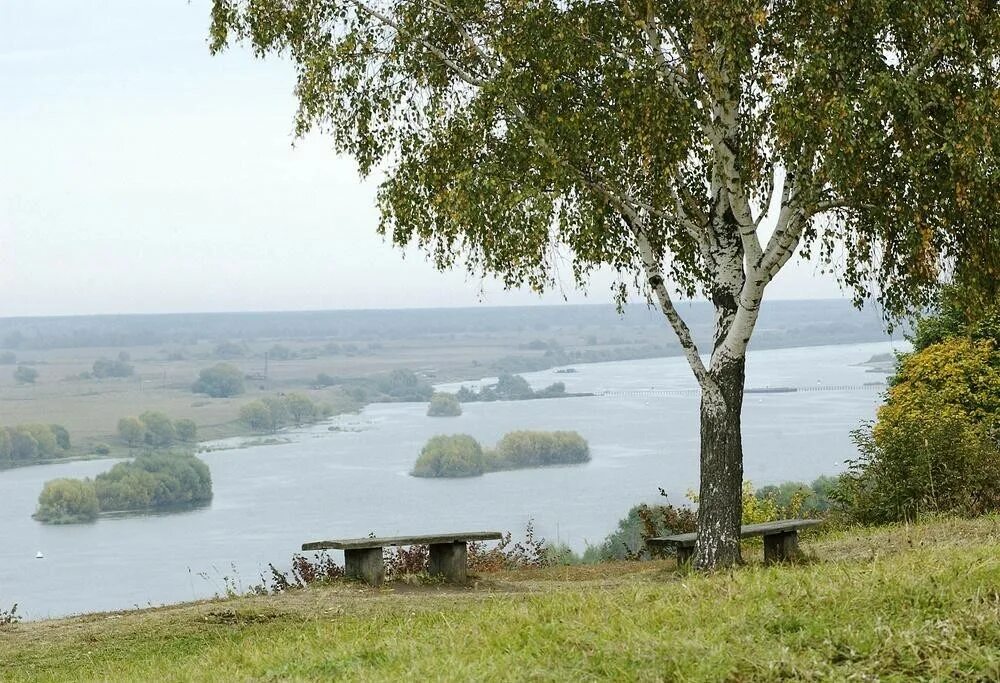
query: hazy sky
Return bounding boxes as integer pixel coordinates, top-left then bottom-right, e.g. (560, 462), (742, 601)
(0, 1), (846, 317)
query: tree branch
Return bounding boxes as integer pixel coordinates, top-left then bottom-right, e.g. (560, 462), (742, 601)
(346, 0), (487, 86)
(632, 226), (714, 389)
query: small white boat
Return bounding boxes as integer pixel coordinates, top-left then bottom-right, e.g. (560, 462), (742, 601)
(35, 551), (44, 559)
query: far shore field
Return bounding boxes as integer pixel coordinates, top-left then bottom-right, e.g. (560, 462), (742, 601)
(0, 301), (896, 466)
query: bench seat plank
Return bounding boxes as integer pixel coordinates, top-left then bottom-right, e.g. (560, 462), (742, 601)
(647, 519), (823, 548)
(303, 531), (503, 551)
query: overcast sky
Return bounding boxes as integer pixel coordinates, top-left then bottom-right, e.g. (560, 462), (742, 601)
(0, 1), (847, 318)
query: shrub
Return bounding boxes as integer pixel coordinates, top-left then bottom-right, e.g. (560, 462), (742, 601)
(257, 552), (345, 593)
(835, 337), (1000, 524)
(285, 393), (317, 425)
(267, 344), (293, 360)
(93, 452), (213, 512)
(595, 497), (697, 561)
(92, 358), (134, 378)
(23, 425), (58, 458)
(213, 341), (245, 358)
(240, 400), (274, 432)
(192, 363), (245, 398)
(13, 366), (37, 384)
(118, 416), (146, 448)
(467, 521), (548, 572)
(534, 381), (567, 398)
(411, 435), (486, 477)
(8, 427), (38, 461)
(33, 478), (99, 524)
(495, 374), (533, 400)
(174, 418), (198, 443)
(240, 394), (325, 432)
(427, 392), (462, 417)
(490, 431), (590, 469)
(48, 424), (71, 451)
(94, 443), (112, 455)
(755, 476), (836, 515)
(139, 411), (176, 448)
(374, 369), (433, 402)
(836, 412), (1000, 524)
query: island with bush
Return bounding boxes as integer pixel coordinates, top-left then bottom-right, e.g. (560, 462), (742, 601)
(33, 452), (213, 524)
(411, 430), (590, 478)
(454, 373), (591, 403)
(426, 392), (462, 417)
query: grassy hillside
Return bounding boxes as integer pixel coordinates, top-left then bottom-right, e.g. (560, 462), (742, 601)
(2, 516), (997, 682)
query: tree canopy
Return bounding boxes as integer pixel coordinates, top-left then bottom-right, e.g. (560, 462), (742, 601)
(192, 363), (246, 398)
(211, 0), (998, 318)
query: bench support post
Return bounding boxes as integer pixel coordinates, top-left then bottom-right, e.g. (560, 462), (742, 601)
(763, 531), (800, 564)
(428, 541), (468, 583)
(676, 545), (695, 567)
(344, 547), (385, 586)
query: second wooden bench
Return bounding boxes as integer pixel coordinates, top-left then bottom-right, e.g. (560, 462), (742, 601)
(647, 519), (823, 565)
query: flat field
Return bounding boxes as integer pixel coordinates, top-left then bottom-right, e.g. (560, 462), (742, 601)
(0, 300), (895, 456)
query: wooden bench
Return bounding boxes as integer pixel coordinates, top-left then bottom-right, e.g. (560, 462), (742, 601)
(647, 519), (823, 565)
(302, 531), (502, 586)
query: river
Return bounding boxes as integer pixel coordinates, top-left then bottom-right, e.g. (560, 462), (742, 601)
(0, 340), (901, 619)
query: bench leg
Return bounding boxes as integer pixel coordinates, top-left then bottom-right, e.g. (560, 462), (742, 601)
(428, 541), (468, 583)
(344, 547), (385, 586)
(676, 545), (695, 567)
(763, 531), (800, 564)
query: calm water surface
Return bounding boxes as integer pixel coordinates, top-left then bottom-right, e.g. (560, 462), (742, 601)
(0, 341), (900, 619)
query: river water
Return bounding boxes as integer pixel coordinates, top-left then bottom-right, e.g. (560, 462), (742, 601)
(0, 341), (900, 619)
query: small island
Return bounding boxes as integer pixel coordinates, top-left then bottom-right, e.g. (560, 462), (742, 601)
(33, 452), (213, 524)
(411, 430), (590, 478)
(454, 374), (589, 402)
(426, 392), (462, 417)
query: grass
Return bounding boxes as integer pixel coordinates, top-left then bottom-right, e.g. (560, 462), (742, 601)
(2, 515), (998, 681)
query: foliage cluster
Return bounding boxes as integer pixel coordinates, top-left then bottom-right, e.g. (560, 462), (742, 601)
(91, 356), (134, 379)
(12, 366), (38, 384)
(910, 288), (1000, 354)
(0, 424), (71, 466)
(0, 603), (18, 628)
(32, 478), (101, 524)
(490, 431), (590, 470)
(255, 552), (345, 594)
(118, 412), (197, 449)
(455, 374), (567, 402)
(410, 435), (486, 478)
(192, 363), (245, 398)
(239, 394), (333, 433)
(836, 332), (1000, 524)
(426, 392), (462, 417)
(213, 341), (246, 359)
(316, 369), (433, 404)
(411, 431), (589, 478)
(491, 345), (673, 375)
(34, 452), (213, 524)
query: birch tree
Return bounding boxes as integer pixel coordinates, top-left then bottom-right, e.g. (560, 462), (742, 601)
(209, 0), (999, 569)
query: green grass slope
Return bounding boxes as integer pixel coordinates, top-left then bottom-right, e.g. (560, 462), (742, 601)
(2, 516), (998, 682)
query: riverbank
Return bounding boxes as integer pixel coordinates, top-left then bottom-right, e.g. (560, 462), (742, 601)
(2, 515), (997, 681)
